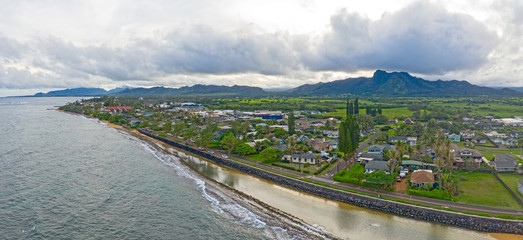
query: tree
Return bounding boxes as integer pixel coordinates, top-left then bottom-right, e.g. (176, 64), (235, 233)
(365, 170), (395, 189)
(378, 103), (382, 115)
(260, 148), (283, 163)
(163, 120), (172, 132)
(288, 109), (296, 135)
(274, 128), (288, 139)
(339, 99), (360, 168)
(221, 131), (239, 153)
(354, 98), (359, 115)
(374, 114), (388, 124)
(194, 123), (218, 148)
(235, 143), (257, 156)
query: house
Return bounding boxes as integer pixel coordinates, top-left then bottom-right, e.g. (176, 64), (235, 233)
(365, 160), (394, 174)
(325, 139), (338, 149)
(297, 135), (309, 142)
(403, 118), (414, 125)
(130, 119), (141, 127)
(471, 135), (487, 144)
(501, 138), (518, 147)
(282, 153), (317, 165)
(359, 152), (384, 163)
(518, 180), (523, 196)
(448, 134), (460, 142)
(367, 144), (396, 155)
(389, 136), (417, 145)
(401, 160), (436, 171)
(323, 130), (339, 138)
(312, 142), (332, 152)
(460, 129), (475, 138)
(270, 144), (288, 151)
(493, 154), (518, 172)
(410, 170), (436, 188)
(454, 148), (483, 168)
(388, 136), (407, 143)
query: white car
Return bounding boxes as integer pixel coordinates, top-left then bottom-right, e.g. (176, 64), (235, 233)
(222, 154), (228, 158)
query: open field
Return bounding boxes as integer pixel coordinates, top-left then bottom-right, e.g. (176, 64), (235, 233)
(454, 172), (523, 209)
(497, 173), (523, 199)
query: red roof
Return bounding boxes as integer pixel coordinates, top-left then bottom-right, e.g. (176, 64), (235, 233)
(107, 106), (132, 110)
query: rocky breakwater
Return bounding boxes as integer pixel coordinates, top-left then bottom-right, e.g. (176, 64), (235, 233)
(138, 129), (523, 234)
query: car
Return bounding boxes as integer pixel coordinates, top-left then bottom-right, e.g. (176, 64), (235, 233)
(208, 150), (215, 154)
(221, 154), (228, 158)
(198, 147), (204, 150)
(396, 176), (402, 182)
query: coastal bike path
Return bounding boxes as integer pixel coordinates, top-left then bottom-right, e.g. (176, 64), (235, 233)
(208, 147), (523, 217)
(147, 131), (523, 218)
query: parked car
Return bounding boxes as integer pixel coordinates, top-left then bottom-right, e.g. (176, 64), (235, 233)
(396, 176), (402, 182)
(222, 154), (228, 158)
(208, 150), (214, 154)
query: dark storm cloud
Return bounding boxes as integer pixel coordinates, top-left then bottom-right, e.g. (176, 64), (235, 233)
(0, 1), (501, 89)
(310, 2), (499, 74)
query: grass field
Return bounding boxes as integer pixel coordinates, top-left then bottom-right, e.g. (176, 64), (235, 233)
(497, 173), (523, 199)
(455, 172), (523, 209)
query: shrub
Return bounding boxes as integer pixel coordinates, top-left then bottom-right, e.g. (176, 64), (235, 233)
(494, 214), (516, 220)
(407, 188), (457, 201)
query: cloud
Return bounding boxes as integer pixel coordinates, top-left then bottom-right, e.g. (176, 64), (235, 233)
(310, 1), (500, 74)
(0, 1), (508, 92)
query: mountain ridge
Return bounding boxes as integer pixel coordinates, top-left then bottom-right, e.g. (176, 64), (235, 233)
(33, 70), (521, 97)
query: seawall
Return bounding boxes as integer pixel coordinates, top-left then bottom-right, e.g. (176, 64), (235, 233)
(138, 129), (523, 234)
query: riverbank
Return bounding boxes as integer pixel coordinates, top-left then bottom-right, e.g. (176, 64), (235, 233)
(137, 128), (523, 235)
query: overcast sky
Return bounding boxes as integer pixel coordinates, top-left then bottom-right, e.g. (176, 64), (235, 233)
(0, 0), (522, 96)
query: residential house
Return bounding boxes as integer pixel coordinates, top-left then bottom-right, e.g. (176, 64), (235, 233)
(325, 139), (338, 149)
(460, 129), (475, 141)
(312, 142), (332, 152)
(454, 148), (483, 168)
(389, 136), (417, 145)
(130, 119), (141, 127)
(359, 152), (384, 163)
(410, 170), (436, 188)
(493, 154), (518, 172)
(270, 144), (288, 152)
(365, 160), (394, 174)
(518, 180), (523, 196)
(401, 160), (436, 172)
(323, 130), (339, 138)
(281, 153), (317, 165)
(403, 118), (414, 125)
(448, 134), (460, 142)
(501, 137), (518, 147)
(297, 135), (309, 143)
(367, 144), (396, 155)
(471, 135), (487, 144)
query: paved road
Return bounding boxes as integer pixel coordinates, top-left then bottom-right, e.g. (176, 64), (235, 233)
(148, 130), (523, 217)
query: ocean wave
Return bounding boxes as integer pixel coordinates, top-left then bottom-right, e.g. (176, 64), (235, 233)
(125, 134), (299, 239)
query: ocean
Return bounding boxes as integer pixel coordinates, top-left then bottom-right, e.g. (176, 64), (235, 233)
(0, 97), (496, 239)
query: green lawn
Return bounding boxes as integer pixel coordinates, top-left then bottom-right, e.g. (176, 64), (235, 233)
(497, 173), (523, 199)
(455, 172), (523, 209)
(244, 153), (266, 162)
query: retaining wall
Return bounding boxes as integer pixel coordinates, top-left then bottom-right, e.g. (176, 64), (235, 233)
(139, 129), (523, 234)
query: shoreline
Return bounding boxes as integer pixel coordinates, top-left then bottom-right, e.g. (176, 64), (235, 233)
(62, 110), (523, 237)
(104, 118), (338, 239)
(137, 128), (523, 235)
